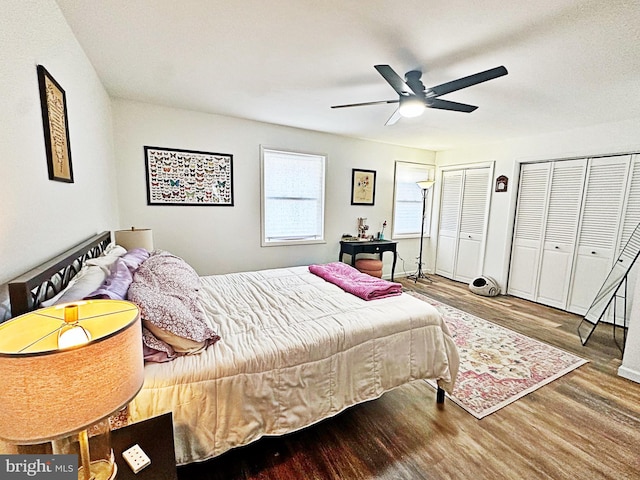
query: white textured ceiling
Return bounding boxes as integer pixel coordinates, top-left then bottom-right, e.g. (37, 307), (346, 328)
(55, 0), (640, 151)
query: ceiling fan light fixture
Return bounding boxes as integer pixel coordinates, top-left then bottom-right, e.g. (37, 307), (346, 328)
(398, 96), (425, 118)
(332, 64), (507, 124)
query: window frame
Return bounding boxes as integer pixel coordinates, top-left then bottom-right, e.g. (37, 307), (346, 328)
(260, 146), (327, 247)
(391, 161), (436, 239)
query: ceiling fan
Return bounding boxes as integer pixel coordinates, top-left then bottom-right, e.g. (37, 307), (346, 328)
(331, 64), (508, 125)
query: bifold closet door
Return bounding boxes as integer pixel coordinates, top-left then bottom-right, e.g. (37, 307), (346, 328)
(435, 167), (491, 283)
(435, 170), (463, 279)
(535, 159), (587, 309)
(508, 163), (551, 300)
(619, 156), (640, 250)
(508, 159), (587, 308)
(567, 155), (631, 314)
(455, 168), (492, 283)
(614, 154), (640, 319)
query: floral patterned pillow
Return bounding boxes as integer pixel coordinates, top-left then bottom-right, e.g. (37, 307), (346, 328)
(128, 251), (219, 361)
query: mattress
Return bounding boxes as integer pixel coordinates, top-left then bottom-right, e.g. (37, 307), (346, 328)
(128, 266), (459, 465)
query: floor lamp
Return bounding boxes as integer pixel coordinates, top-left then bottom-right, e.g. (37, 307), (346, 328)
(408, 180), (435, 283)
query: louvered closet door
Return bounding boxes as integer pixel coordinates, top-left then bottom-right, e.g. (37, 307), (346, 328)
(508, 163), (551, 300)
(613, 154), (640, 320)
(619, 155), (640, 251)
(567, 155), (631, 314)
(535, 159), (587, 309)
(455, 168), (491, 283)
(435, 170), (463, 278)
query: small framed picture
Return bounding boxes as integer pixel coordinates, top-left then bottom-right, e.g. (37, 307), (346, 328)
(351, 168), (376, 205)
(37, 65), (73, 183)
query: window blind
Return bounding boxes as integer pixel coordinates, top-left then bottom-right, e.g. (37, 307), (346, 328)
(392, 162), (434, 237)
(262, 148), (325, 243)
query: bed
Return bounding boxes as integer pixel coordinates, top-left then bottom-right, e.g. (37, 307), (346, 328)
(5, 231), (459, 465)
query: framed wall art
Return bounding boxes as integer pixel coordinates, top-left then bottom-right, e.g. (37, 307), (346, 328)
(37, 65), (73, 183)
(351, 168), (376, 205)
(144, 146), (234, 206)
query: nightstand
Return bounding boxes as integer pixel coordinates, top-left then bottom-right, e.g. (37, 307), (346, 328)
(111, 413), (177, 480)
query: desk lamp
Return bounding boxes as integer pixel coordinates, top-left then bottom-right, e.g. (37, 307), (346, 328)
(0, 300), (143, 480)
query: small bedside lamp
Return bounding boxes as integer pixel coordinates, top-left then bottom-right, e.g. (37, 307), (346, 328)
(0, 300), (143, 480)
(114, 227), (154, 251)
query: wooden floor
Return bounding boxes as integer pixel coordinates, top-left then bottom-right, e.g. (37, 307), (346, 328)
(178, 275), (640, 480)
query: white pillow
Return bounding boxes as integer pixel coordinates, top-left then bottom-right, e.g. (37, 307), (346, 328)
(41, 266), (107, 307)
(85, 244), (127, 273)
(40, 245), (126, 307)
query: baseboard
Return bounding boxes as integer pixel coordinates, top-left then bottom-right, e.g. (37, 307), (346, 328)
(617, 365), (640, 384)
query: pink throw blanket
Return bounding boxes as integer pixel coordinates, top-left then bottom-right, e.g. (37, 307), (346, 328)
(309, 262), (402, 300)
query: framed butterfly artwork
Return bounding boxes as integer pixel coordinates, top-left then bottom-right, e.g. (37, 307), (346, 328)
(144, 146), (233, 206)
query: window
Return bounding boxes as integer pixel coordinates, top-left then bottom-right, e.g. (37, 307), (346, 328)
(392, 161), (435, 238)
(261, 147), (326, 246)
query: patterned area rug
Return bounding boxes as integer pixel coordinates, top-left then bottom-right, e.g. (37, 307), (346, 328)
(409, 292), (588, 419)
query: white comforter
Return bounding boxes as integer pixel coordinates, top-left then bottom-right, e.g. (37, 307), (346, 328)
(128, 266), (459, 465)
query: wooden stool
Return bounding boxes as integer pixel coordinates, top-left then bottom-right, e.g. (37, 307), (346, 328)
(355, 259), (383, 278)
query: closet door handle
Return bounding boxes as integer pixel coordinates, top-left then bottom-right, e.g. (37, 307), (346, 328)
(554, 246), (559, 249)
(591, 251), (597, 255)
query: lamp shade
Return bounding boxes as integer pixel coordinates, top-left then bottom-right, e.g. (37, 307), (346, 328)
(0, 300), (143, 444)
(114, 227), (154, 251)
(416, 180), (435, 190)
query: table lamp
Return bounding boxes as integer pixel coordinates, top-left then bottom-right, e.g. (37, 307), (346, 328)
(0, 300), (144, 480)
(114, 227), (154, 251)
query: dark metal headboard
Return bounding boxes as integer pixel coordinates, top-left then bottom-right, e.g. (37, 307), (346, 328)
(7, 231), (112, 317)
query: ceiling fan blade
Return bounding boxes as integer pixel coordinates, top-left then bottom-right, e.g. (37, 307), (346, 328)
(374, 65), (415, 96)
(428, 66), (508, 98)
(331, 99), (399, 109)
(427, 98), (478, 113)
(385, 108), (402, 125)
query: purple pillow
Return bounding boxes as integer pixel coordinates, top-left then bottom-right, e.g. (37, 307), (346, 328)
(85, 248), (150, 300)
(121, 248), (151, 271)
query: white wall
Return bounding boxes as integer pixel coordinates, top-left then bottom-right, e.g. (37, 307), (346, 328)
(0, 1), (118, 290)
(111, 99), (435, 277)
(435, 117), (640, 383)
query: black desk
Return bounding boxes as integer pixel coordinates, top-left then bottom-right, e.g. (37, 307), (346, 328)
(339, 240), (398, 281)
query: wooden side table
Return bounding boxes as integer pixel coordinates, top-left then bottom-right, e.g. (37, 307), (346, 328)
(111, 413), (177, 480)
(339, 240), (398, 280)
